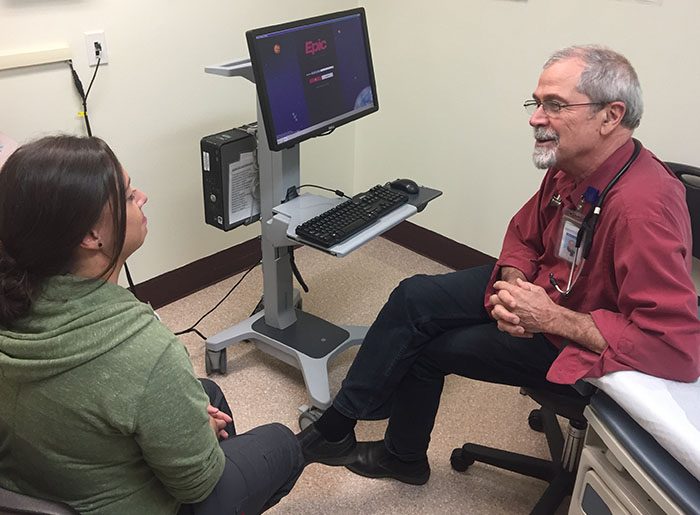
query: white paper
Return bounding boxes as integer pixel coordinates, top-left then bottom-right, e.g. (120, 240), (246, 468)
(228, 151), (259, 225)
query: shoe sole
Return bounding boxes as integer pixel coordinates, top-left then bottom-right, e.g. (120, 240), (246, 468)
(345, 463), (430, 485)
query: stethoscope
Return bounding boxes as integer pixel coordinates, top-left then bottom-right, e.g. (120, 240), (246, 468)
(549, 138), (642, 296)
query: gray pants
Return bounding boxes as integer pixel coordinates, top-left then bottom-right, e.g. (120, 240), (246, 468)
(179, 380), (304, 515)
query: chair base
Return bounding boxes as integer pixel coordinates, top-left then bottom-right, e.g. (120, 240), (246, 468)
(451, 407), (586, 515)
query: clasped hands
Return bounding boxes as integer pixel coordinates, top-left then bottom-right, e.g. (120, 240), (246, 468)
(208, 405), (233, 440)
(489, 278), (558, 338)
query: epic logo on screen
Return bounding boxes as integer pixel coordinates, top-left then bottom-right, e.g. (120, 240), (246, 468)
(305, 39), (327, 55)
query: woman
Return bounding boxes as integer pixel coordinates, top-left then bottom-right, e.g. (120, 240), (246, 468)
(0, 136), (303, 514)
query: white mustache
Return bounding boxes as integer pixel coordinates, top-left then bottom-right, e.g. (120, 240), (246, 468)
(534, 127), (559, 143)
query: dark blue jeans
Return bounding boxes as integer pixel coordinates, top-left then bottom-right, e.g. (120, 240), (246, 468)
(333, 265), (576, 461)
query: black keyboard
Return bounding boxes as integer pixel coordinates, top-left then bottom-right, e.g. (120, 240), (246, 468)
(295, 185), (410, 248)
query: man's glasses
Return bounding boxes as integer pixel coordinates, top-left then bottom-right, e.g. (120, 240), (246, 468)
(523, 99), (605, 116)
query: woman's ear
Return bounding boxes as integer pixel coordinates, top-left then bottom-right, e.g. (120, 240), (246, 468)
(80, 229), (103, 250)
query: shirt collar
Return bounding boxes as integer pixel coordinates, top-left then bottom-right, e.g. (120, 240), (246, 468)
(552, 139), (638, 210)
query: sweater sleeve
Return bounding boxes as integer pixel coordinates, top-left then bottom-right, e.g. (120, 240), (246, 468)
(133, 339), (225, 503)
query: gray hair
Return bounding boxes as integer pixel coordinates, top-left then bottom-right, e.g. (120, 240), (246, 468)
(544, 45), (643, 130)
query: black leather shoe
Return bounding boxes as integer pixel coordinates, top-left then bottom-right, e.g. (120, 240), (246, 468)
(346, 441), (430, 485)
(297, 424), (357, 465)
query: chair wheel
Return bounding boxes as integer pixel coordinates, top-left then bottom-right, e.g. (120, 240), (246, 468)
(528, 409), (544, 432)
(205, 348), (227, 375)
(450, 448), (475, 472)
(298, 407), (323, 430)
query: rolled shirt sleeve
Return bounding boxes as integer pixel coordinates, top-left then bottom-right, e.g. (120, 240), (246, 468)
(575, 217), (698, 382)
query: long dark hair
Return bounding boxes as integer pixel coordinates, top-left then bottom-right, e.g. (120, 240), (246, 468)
(0, 135), (127, 327)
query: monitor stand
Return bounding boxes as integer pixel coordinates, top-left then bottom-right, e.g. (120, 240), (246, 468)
(204, 59), (369, 427)
(203, 60), (441, 427)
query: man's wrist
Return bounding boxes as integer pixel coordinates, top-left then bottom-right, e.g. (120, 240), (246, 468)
(541, 303), (566, 335)
(549, 307), (608, 354)
(500, 266), (526, 284)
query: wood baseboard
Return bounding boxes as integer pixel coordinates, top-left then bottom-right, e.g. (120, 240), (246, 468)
(135, 222), (495, 309)
(133, 237), (262, 309)
(381, 220), (496, 270)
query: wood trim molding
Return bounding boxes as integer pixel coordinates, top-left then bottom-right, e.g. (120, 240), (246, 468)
(134, 221), (496, 309)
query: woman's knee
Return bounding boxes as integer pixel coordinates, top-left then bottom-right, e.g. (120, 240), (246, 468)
(233, 423), (303, 512)
(239, 423), (303, 470)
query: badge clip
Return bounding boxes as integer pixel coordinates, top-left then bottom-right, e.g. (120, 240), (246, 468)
(549, 193), (562, 207)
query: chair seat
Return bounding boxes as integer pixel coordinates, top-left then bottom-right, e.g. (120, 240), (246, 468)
(0, 486), (77, 515)
(523, 386), (591, 422)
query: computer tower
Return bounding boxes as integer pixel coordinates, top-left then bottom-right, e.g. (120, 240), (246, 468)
(200, 124), (259, 231)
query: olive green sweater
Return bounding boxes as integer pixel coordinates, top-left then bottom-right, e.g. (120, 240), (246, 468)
(0, 275), (225, 514)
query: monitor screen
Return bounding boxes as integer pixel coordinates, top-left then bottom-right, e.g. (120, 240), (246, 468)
(246, 8), (379, 151)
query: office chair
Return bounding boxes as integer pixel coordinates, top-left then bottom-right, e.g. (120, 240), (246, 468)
(450, 384), (592, 515)
(666, 162), (700, 293)
(450, 161), (700, 515)
(0, 486), (77, 515)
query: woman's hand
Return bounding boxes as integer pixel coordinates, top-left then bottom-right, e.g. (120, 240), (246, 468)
(207, 405), (233, 440)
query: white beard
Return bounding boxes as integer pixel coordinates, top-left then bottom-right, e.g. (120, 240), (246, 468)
(532, 145), (557, 169)
(532, 127), (559, 169)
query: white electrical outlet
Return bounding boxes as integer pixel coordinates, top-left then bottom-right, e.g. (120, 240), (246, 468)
(84, 31), (108, 66)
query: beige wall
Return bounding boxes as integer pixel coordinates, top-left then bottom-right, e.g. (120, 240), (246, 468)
(2, 0), (699, 284)
(359, 0), (700, 257)
(0, 0), (358, 283)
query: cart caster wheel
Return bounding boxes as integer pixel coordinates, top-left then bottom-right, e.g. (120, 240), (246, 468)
(205, 348), (227, 375)
(528, 409), (544, 432)
(298, 407), (324, 430)
(450, 448), (475, 471)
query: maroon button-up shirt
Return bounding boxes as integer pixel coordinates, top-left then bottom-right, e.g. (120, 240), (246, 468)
(485, 139), (700, 384)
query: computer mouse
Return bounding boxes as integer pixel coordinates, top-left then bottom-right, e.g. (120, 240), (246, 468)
(389, 178), (419, 195)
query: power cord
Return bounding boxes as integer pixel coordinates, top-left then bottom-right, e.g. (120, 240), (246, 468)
(281, 182), (351, 292)
(67, 52), (140, 300)
(174, 260), (261, 341)
(67, 54), (100, 137)
(285, 183), (351, 202)
(282, 183), (349, 293)
(288, 246), (308, 293)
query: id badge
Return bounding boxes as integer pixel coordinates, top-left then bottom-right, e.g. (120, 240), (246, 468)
(557, 208), (584, 264)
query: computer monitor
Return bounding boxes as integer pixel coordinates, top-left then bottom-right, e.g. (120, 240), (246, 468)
(246, 8), (379, 152)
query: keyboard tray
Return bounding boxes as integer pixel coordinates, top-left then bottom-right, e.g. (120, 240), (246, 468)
(273, 193), (417, 257)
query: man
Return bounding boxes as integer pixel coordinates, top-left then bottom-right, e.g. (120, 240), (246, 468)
(297, 45), (700, 485)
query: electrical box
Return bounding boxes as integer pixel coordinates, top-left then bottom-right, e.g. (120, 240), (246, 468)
(200, 124), (259, 231)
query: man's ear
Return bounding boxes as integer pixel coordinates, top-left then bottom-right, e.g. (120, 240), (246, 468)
(80, 229), (102, 250)
(600, 101), (626, 135)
